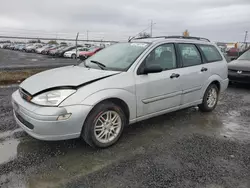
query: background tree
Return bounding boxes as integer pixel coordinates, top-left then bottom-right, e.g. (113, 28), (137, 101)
(48, 40), (58, 45)
(183, 30), (190, 37)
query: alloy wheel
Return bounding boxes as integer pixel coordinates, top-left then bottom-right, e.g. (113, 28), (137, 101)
(94, 111), (122, 144)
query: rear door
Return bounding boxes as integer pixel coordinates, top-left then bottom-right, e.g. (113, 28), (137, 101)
(177, 43), (210, 105)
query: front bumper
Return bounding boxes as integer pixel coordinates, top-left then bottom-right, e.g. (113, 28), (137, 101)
(64, 53), (72, 58)
(228, 72), (250, 83)
(12, 90), (92, 141)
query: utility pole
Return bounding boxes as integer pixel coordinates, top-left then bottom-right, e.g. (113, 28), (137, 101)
(244, 31), (248, 50)
(86, 30), (89, 42)
(150, 20), (153, 37)
(75, 32), (79, 62)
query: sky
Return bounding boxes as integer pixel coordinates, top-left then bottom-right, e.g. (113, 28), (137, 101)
(0, 0), (249, 42)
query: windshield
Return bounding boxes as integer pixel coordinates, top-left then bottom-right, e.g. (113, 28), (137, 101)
(238, 49), (250, 60)
(79, 42), (149, 71)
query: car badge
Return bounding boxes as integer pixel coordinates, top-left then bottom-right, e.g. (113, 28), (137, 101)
(237, 71), (242, 74)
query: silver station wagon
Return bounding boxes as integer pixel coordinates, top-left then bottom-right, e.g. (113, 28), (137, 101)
(12, 36), (229, 148)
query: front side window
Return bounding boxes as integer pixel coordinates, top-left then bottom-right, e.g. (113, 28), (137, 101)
(144, 43), (177, 70)
(80, 42), (149, 71)
(198, 45), (223, 62)
(178, 44), (202, 67)
(238, 49), (250, 60)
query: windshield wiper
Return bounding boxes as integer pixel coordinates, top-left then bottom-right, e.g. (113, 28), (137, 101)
(90, 60), (106, 70)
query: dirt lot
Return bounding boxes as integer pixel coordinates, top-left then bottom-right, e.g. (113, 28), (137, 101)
(0, 84), (250, 188)
(0, 49), (75, 70)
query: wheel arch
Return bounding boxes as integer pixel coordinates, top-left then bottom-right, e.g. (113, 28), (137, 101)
(86, 98), (130, 124)
(210, 80), (221, 92)
(201, 75), (223, 99)
(81, 89), (136, 123)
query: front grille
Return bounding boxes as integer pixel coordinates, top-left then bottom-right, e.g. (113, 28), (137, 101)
(19, 88), (32, 102)
(15, 112), (34, 129)
(229, 69), (250, 74)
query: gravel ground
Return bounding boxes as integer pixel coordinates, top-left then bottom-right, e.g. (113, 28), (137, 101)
(0, 49), (76, 70)
(0, 84), (250, 188)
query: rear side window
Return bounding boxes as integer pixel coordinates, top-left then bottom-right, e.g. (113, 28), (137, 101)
(178, 44), (202, 67)
(198, 45), (223, 62)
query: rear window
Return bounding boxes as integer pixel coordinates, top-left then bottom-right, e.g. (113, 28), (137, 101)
(198, 45), (223, 62)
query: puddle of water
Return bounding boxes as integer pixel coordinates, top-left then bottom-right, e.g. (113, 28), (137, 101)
(0, 128), (24, 141)
(227, 110), (241, 117)
(0, 84), (18, 89)
(0, 139), (20, 164)
(0, 172), (26, 188)
(221, 120), (250, 141)
(0, 131), (12, 139)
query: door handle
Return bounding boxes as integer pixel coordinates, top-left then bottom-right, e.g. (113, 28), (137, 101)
(201, 67), (208, 72)
(170, 73), (180, 79)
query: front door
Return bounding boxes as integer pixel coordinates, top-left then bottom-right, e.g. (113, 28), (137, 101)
(135, 43), (182, 117)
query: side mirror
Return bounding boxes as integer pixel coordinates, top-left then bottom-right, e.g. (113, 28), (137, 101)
(142, 65), (163, 74)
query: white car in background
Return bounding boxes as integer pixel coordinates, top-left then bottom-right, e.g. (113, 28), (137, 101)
(64, 47), (89, 59)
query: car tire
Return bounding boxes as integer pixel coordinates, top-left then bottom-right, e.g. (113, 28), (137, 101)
(198, 84), (219, 112)
(71, 54), (76, 59)
(82, 101), (126, 148)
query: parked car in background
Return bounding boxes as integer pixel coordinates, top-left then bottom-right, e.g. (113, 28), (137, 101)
(23, 44), (34, 52)
(36, 45), (54, 54)
(64, 47), (90, 59)
(228, 49), (250, 83)
(79, 47), (103, 60)
(26, 44), (44, 53)
(9, 44), (16, 50)
(17, 44), (26, 51)
(55, 46), (82, 57)
(41, 45), (59, 55)
(0, 43), (9, 48)
(48, 45), (67, 56)
(14, 44), (22, 50)
(12, 36), (228, 148)
(4, 43), (12, 49)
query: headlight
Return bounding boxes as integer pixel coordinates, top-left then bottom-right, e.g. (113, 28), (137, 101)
(31, 89), (76, 106)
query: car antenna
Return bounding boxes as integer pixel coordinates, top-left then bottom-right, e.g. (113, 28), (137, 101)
(75, 32), (79, 66)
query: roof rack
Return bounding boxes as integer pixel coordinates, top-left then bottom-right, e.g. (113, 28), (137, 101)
(131, 36), (210, 42)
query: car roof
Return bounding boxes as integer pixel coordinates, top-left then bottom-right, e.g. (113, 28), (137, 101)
(131, 36), (213, 45)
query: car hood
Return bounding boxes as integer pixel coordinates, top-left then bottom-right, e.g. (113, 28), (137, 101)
(228, 60), (250, 71)
(20, 66), (120, 95)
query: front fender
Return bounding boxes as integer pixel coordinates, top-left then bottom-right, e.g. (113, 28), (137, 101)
(81, 89), (137, 121)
